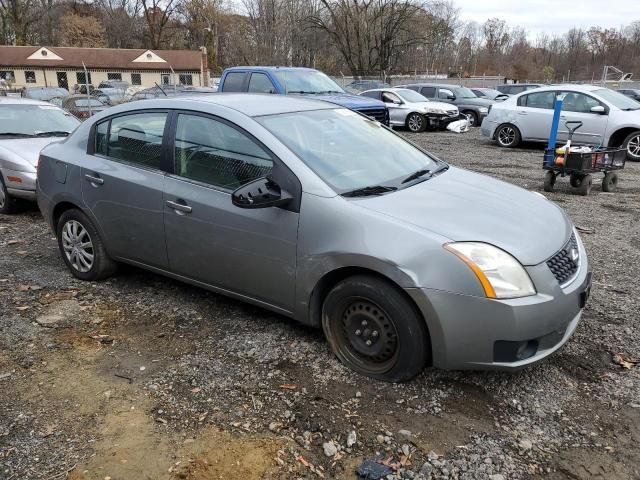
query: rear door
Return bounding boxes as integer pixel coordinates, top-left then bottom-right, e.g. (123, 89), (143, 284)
(515, 91), (556, 141)
(221, 71), (249, 92)
(82, 110), (170, 268)
(419, 86), (437, 100)
(162, 112), (300, 310)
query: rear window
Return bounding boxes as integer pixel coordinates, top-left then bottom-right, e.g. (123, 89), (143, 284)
(223, 72), (247, 92)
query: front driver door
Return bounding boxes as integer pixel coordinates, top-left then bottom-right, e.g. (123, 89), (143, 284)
(380, 91), (405, 125)
(557, 91), (609, 145)
(163, 112), (299, 311)
(81, 111), (170, 268)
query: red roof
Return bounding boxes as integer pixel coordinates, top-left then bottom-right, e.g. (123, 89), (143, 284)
(0, 46), (201, 71)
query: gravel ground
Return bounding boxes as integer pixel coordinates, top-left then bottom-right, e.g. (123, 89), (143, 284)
(1, 128), (639, 480)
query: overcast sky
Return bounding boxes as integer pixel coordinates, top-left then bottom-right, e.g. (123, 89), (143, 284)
(456, 0), (632, 36)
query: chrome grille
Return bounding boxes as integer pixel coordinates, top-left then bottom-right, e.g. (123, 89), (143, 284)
(358, 107), (386, 123)
(547, 233), (579, 285)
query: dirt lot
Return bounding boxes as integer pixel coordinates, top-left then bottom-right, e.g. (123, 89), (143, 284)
(1, 128), (639, 480)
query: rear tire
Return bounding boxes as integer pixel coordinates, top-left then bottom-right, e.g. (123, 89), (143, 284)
(0, 175), (19, 214)
(602, 172), (618, 192)
(56, 209), (117, 281)
(495, 124), (521, 148)
(406, 113), (427, 133)
(575, 174), (592, 196)
(322, 275), (430, 382)
(543, 171), (556, 192)
(622, 131), (640, 161)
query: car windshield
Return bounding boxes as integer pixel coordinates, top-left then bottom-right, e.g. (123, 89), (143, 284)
(257, 108), (442, 193)
(25, 88), (68, 101)
(594, 88), (640, 110)
(453, 87), (477, 99)
(274, 70), (345, 94)
(74, 99), (104, 107)
(479, 89), (502, 99)
(0, 104), (79, 135)
(397, 89), (428, 103)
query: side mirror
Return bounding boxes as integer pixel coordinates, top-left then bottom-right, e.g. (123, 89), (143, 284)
(447, 94), (456, 100)
(392, 98), (403, 105)
(232, 177), (292, 209)
(590, 105), (606, 114)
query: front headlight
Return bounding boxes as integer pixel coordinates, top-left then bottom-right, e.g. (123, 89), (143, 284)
(444, 242), (536, 299)
(479, 107), (489, 113)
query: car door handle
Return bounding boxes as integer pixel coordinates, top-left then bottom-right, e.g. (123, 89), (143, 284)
(84, 174), (104, 185)
(166, 200), (192, 214)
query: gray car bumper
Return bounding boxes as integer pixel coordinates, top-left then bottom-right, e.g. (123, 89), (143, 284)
(407, 246), (590, 371)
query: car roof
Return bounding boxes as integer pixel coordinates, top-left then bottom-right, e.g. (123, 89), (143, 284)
(224, 66), (319, 73)
(400, 83), (465, 88)
(124, 93), (338, 117)
(361, 87), (415, 93)
(0, 97), (52, 106)
(515, 84), (604, 94)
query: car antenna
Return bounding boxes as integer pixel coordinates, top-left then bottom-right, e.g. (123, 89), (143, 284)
(155, 82), (167, 96)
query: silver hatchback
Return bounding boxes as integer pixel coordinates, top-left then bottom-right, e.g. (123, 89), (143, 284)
(37, 94), (591, 381)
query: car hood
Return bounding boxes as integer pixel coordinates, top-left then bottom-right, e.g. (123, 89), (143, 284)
(0, 137), (65, 168)
(413, 101), (458, 111)
(352, 166), (572, 265)
(306, 93), (386, 110)
(458, 97), (494, 107)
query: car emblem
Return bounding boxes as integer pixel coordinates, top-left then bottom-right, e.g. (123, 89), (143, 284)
(570, 247), (579, 263)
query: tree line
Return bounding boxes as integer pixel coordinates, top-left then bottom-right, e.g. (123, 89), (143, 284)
(1, 0), (639, 81)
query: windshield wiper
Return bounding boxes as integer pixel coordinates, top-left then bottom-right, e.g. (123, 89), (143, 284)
(287, 90), (316, 94)
(342, 185), (397, 197)
(316, 90), (343, 94)
(34, 131), (71, 137)
(622, 107), (639, 111)
(401, 168), (431, 184)
(0, 132), (36, 138)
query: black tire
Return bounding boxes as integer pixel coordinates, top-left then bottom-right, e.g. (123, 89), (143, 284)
(0, 175), (19, 214)
(322, 275), (430, 382)
(543, 171), (556, 192)
(569, 173), (581, 188)
(56, 208), (116, 281)
(463, 111), (479, 127)
(495, 124), (521, 148)
(406, 113), (427, 133)
(622, 130), (640, 161)
(602, 172), (618, 192)
(575, 174), (592, 196)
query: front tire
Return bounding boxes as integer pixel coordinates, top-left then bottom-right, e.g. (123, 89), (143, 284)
(0, 175), (19, 214)
(463, 111), (478, 127)
(56, 209), (116, 281)
(495, 124), (521, 148)
(622, 131), (640, 161)
(322, 275), (430, 382)
(406, 113), (427, 133)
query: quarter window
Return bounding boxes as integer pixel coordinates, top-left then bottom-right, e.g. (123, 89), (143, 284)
(106, 112), (168, 169)
(248, 73), (275, 93)
(95, 120), (109, 155)
(174, 114), (273, 190)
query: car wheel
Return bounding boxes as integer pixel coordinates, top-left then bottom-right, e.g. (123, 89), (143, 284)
(406, 113), (427, 133)
(543, 171), (556, 192)
(575, 174), (592, 196)
(57, 209), (117, 281)
(569, 173), (581, 188)
(602, 172), (618, 192)
(0, 175), (18, 214)
(463, 111), (478, 127)
(495, 124), (521, 148)
(322, 275), (430, 382)
(622, 131), (640, 161)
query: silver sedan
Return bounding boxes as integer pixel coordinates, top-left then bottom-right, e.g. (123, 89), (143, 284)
(360, 87), (460, 132)
(0, 98), (80, 213)
(36, 94), (591, 381)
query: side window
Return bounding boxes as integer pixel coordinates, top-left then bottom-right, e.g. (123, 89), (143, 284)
(522, 91), (555, 109)
(174, 114), (273, 190)
(95, 120), (108, 155)
(561, 92), (601, 113)
(248, 73), (275, 93)
(223, 72), (248, 92)
(438, 88), (454, 99)
(420, 86), (436, 97)
(107, 112), (168, 169)
(381, 91), (401, 104)
(360, 91), (381, 100)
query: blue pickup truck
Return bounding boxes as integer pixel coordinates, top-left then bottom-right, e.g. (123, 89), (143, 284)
(218, 66), (389, 125)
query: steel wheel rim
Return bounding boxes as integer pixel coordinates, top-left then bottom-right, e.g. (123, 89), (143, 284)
(408, 114), (423, 132)
(627, 135), (640, 157)
(498, 127), (515, 145)
(61, 220), (94, 273)
(332, 297), (399, 374)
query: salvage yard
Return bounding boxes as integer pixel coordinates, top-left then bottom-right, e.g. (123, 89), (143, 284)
(1, 128), (639, 480)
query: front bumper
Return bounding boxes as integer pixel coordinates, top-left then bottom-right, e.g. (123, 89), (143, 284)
(406, 236), (590, 371)
(426, 113), (460, 128)
(3, 168), (36, 200)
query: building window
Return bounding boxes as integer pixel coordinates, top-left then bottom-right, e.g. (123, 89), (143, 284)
(107, 72), (122, 81)
(25, 71), (36, 83)
(76, 71), (92, 85)
(0, 71), (15, 83)
(161, 73), (170, 85)
(179, 74), (193, 86)
(131, 73), (141, 86)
